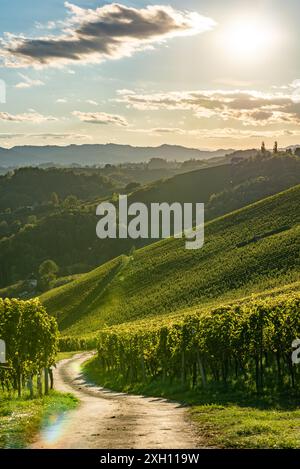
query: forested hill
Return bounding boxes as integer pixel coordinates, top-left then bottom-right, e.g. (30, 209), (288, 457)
(0, 167), (116, 210)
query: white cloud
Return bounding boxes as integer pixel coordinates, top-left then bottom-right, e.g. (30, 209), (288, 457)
(28, 132), (90, 140)
(0, 3), (215, 68)
(128, 126), (300, 139)
(73, 110), (128, 126)
(0, 111), (57, 123)
(15, 73), (45, 89)
(117, 85), (300, 126)
(86, 99), (98, 106)
(56, 98), (67, 103)
(35, 21), (57, 31)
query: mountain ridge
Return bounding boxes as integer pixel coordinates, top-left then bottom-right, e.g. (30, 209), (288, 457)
(0, 144), (236, 167)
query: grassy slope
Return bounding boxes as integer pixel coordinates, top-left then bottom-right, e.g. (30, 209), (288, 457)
(41, 184), (300, 338)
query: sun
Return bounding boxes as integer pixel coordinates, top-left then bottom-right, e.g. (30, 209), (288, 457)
(222, 16), (278, 62)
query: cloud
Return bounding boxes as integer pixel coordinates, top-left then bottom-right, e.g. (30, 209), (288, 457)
(0, 3), (215, 68)
(117, 85), (300, 126)
(0, 111), (57, 123)
(73, 110), (128, 126)
(15, 73), (45, 88)
(128, 127), (185, 135)
(35, 21), (58, 31)
(129, 126), (300, 139)
(0, 132), (90, 142)
(86, 99), (98, 106)
(28, 132), (90, 140)
(0, 133), (24, 139)
(56, 98), (67, 103)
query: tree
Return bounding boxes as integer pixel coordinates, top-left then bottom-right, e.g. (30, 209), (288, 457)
(273, 141), (278, 154)
(261, 141), (266, 153)
(51, 192), (59, 206)
(295, 147), (300, 157)
(27, 215), (37, 225)
(39, 259), (59, 277)
(38, 260), (59, 291)
(0, 298), (58, 397)
(63, 195), (78, 209)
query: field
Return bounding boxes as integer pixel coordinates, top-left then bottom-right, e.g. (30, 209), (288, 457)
(41, 184), (300, 340)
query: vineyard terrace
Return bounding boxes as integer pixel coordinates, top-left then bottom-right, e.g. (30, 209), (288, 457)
(96, 195), (204, 250)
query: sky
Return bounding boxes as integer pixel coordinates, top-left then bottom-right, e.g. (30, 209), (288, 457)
(0, 0), (300, 150)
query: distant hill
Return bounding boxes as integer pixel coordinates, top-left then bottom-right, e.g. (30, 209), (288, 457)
(0, 167), (116, 210)
(129, 152), (300, 205)
(40, 184), (300, 338)
(0, 144), (234, 167)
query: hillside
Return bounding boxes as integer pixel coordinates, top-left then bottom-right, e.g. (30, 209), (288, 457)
(129, 153), (300, 205)
(1, 153), (299, 289)
(40, 184), (300, 338)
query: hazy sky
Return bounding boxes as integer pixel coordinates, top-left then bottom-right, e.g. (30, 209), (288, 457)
(0, 0), (299, 150)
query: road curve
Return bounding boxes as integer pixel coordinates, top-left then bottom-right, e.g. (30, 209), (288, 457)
(30, 352), (203, 449)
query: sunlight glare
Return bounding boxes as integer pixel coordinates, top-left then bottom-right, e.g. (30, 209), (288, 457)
(223, 16), (278, 62)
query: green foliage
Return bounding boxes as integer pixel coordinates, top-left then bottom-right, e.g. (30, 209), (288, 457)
(95, 293), (300, 393)
(0, 298), (59, 393)
(38, 259), (59, 292)
(63, 194), (78, 209)
(58, 336), (97, 351)
(39, 260), (59, 277)
(0, 167), (116, 210)
(0, 390), (77, 448)
(50, 192), (59, 206)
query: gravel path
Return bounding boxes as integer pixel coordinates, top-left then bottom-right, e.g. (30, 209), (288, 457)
(30, 352), (202, 449)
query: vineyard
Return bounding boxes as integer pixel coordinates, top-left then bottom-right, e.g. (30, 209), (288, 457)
(41, 184), (300, 339)
(0, 298), (58, 397)
(95, 293), (300, 392)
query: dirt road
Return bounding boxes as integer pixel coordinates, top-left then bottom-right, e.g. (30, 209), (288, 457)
(30, 353), (202, 449)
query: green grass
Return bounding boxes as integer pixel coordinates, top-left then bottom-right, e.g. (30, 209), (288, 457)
(40, 184), (300, 338)
(57, 350), (82, 361)
(0, 390), (78, 448)
(0, 281), (25, 299)
(191, 404), (300, 449)
(83, 356), (300, 449)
